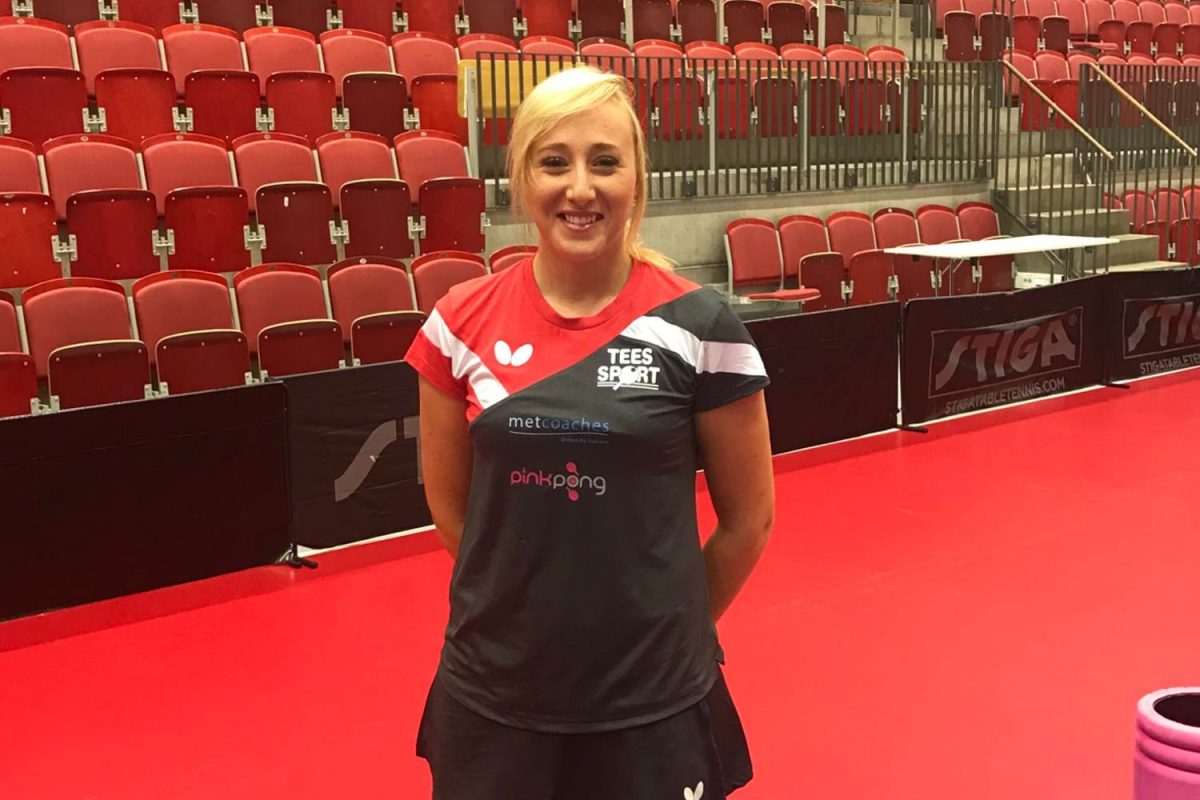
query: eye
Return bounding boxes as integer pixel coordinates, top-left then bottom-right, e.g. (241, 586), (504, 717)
(539, 155), (568, 170)
(594, 155), (620, 169)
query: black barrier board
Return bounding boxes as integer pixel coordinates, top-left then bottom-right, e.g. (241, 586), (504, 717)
(902, 278), (1106, 424)
(0, 384), (290, 622)
(284, 361), (430, 549)
(1105, 268), (1200, 383)
(748, 303), (900, 454)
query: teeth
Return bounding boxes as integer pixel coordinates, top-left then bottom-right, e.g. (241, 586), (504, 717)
(564, 214), (598, 225)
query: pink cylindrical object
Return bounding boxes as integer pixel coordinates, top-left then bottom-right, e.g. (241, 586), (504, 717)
(1134, 688), (1200, 800)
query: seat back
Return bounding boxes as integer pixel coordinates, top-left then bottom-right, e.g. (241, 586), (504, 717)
(67, 188), (160, 280)
(410, 74), (468, 144)
(94, 69), (179, 148)
(0, 292), (20, 352)
(74, 20), (163, 93)
(777, 214), (828, 279)
(489, 245), (536, 272)
(142, 132), (235, 215)
(339, 0), (401, 38)
(320, 29), (393, 95)
(944, 12), (977, 62)
(351, 310), (425, 365)
(233, 263), (329, 352)
(461, 0), (519, 37)
(521, 0), (574, 38)
(192, 0), (262, 32)
(0, 352), (38, 418)
(520, 35), (576, 55)
(798, 252), (846, 311)
(0, 17), (74, 74)
(316, 131), (397, 202)
(164, 186), (252, 272)
(48, 339), (151, 409)
(0, 137), (43, 194)
(1122, 189), (1155, 230)
(272, 0), (334, 35)
(418, 178), (486, 252)
(22, 277), (132, 377)
(724, 0), (765, 47)
(917, 204), (961, 243)
(132, 270), (235, 357)
(1153, 188), (1184, 224)
(391, 31), (458, 83)
(0, 68), (89, 149)
(726, 218), (784, 288)
(1035, 50), (1070, 82)
(826, 210), (877, 263)
(232, 132), (319, 212)
(577, 0), (626, 39)
(767, 1), (809, 48)
(343, 72), (409, 139)
(677, 0), (718, 44)
(265, 71), (338, 143)
(402, 0), (460, 39)
(633, 0), (675, 41)
(411, 251), (487, 312)
(185, 69), (262, 144)
(394, 130), (468, 197)
(163, 23), (246, 94)
(957, 201), (1002, 239)
(256, 183), (336, 265)
(458, 32), (519, 60)
(244, 26), (322, 93)
(0, 194), (61, 289)
(43, 134), (143, 219)
(846, 250), (894, 306)
(118, 0), (186, 32)
(327, 258), (414, 341)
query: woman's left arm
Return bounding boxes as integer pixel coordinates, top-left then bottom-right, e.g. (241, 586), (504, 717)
(696, 389), (775, 622)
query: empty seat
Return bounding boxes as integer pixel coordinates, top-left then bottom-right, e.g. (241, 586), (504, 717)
(341, 178), (414, 258)
(272, 0), (335, 36)
(391, 31), (458, 83)
(777, 213), (843, 311)
(797, 252), (847, 311)
(142, 132), (234, 213)
(944, 11), (976, 62)
(579, 37), (635, 76)
(0, 17), (74, 73)
(520, 0), (573, 38)
(0, 292), (21, 353)
(416, 178), (486, 253)
(723, 0), (765, 46)
(978, 12), (1010, 61)
(166, 186), (253, 272)
(244, 26), (323, 93)
(776, 214), (829, 279)
(633, 0), (674, 41)
(653, 75), (706, 140)
(162, 23), (247, 95)
(339, 0), (401, 37)
(137, 320), (246, 395)
(410, 74), (468, 144)
(813, 3), (847, 46)
(0, 136), (43, 193)
(316, 130), (398, 201)
(489, 244), (536, 272)
(0, 351), (37, 418)
(1042, 16), (1071, 54)
(17, 0), (104, 29)
(724, 217), (819, 303)
(131, 269), (238, 360)
(1155, 22), (1182, 57)
(458, 32), (520, 60)
(1153, 187), (1184, 225)
(577, 0), (625, 39)
(266, 71), (339, 142)
(327, 256), (415, 344)
(767, 1), (808, 48)
(344, 72), (410, 139)
(95, 69), (179, 147)
(411, 250), (487, 312)
(520, 35), (576, 56)
(74, 20), (164, 94)
(117, 0), (185, 33)
(0, 68), (89, 148)
(231, 131), (318, 212)
(21, 276), (136, 379)
(753, 76), (798, 138)
(873, 207), (935, 302)
(956, 201), (1012, 294)
(233, 263), (344, 375)
(66, 188), (160, 279)
(826, 210), (877, 264)
(320, 28), (393, 96)
(677, 0), (717, 44)
(43, 133), (142, 218)
(916, 204), (961, 244)
(184, 70), (262, 144)
(845, 250), (894, 305)
(399, 0), (460, 39)
(0, 194), (60, 289)
(1057, 0), (1087, 38)
(191, 0), (264, 32)
(461, 0), (520, 37)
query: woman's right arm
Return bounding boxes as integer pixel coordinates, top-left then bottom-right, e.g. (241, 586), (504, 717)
(418, 376), (472, 560)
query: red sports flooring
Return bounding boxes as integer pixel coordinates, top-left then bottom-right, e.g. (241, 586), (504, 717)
(2, 369), (1199, 799)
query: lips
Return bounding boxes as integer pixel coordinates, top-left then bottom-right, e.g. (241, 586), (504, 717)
(558, 212), (602, 230)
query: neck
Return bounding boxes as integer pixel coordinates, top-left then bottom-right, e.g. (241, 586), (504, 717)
(532, 249), (634, 318)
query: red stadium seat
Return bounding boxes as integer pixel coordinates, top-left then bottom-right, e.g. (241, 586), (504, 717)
(320, 29), (393, 96)
(0, 194), (60, 289)
(117, 0), (185, 32)
(185, 70), (262, 144)
(154, 328), (251, 393)
(767, 2), (808, 47)
(633, 0), (674, 41)
(724, 0), (765, 47)
(825, 43), (867, 85)
(873, 207), (936, 302)
(577, 0), (625, 39)
(461, 0), (519, 37)
(272, 0), (335, 36)
(191, 0), (264, 32)
(350, 309), (425, 365)
(391, 31), (457, 82)
(806, 75), (840, 135)
(978, 13), (1010, 61)
(266, 71), (339, 142)
(233, 262), (334, 358)
(1042, 16), (1070, 53)
(394, 129), (468, 197)
(416, 178), (487, 253)
(813, 3), (847, 46)
(686, 39), (734, 60)
(42, 131), (142, 215)
(259, 323), (344, 376)
(652, 76), (706, 140)
(162, 23), (246, 95)
(845, 250), (894, 305)
(343, 72), (409, 139)
(944, 11), (976, 62)
(231, 131), (318, 213)
(1067, 51), (1097, 80)
(339, 0), (401, 37)
(1153, 187), (1185, 225)
(0, 352), (38, 418)
(327, 257), (415, 345)
(1166, 1), (1191, 27)
(1058, 0), (1087, 38)
(633, 39), (686, 84)
(1140, 0), (1167, 26)
(95, 69), (179, 147)
(1122, 190), (1156, 230)
(0, 17), (74, 73)
(258, 183), (338, 265)
(21, 276), (133, 377)
(1086, 0), (1113, 36)
(520, 0), (573, 38)
(957, 201), (1013, 293)
(753, 76), (798, 137)
(712, 74), (752, 139)
(916, 205), (962, 283)
(411, 250), (487, 313)
(936, 0), (963, 33)
(165, 187), (253, 272)
(1155, 22), (1182, 57)
(0, 136), (44, 193)
(74, 20), (163, 94)
(17, 0), (103, 29)
(1169, 218), (1200, 264)
(1112, 0), (1139, 30)
(0, 68), (89, 149)
(141, 132), (234, 214)
(131, 269), (237, 361)
(489, 244), (536, 272)
(1012, 15), (1041, 54)
(520, 35), (576, 55)
(724, 218), (820, 303)
(797, 252), (847, 311)
(677, 0), (717, 44)
(48, 338), (152, 408)
(410, 74), (467, 143)
(244, 26), (322, 94)
(340, 179), (415, 259)
(316, 131), (398, 204)
(458, 32), (519, 60)
(1127, 20), (1154, 54)
(826, 210), (876, 264)
(66, 188), (160, 280)
(400, 0), (460, 39)
(1183, 24), (1200, 55)
(0, 291), (21, 352)
(776, 214), (829, 278)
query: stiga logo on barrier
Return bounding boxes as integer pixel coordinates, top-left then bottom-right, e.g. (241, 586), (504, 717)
(929, 307), (1084, 397)
(1123, 294), (1200, 374)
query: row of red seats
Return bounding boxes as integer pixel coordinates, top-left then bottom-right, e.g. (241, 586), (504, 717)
(1107, 188), (1200, 261)
(0, 248), (539, 416)
(0, 130), (485, 288)
(725, 202), (1016, 310)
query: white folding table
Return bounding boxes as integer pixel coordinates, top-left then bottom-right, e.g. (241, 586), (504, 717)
(884, 234), (1118, 287)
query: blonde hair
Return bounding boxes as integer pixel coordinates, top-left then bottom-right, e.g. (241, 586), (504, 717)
(506, 66), (673, 270)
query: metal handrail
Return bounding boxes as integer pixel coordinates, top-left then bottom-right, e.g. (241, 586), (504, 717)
(1000, 60), (1114, 160)
(1085, 63), (1199, 159)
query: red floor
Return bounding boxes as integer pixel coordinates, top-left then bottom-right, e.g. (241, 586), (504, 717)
(2, 370), (1199, 800)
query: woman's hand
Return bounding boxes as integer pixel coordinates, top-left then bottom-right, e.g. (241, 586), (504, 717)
(696, 390), (774, 622)
(418, 376), (473, 560)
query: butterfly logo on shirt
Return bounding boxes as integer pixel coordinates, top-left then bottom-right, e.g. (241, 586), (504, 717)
(684, 781), (704, 800)
(494, 340), (533, 368)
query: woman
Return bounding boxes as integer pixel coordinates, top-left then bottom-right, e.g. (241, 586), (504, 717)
(405, 66), (775, 799)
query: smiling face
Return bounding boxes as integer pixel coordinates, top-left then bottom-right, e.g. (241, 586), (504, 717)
(524, 99), (639, 273)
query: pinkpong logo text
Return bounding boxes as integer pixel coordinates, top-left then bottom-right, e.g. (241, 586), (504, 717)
(510, 462), (607, 502)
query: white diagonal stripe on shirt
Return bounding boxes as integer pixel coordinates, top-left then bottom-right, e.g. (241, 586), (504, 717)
(423, 309), (509, 408)
(619, 315), (766, 376)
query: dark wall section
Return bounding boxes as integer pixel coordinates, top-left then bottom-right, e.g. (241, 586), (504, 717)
(0, 384), (290, 621)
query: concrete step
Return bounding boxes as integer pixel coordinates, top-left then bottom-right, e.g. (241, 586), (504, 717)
(1001, 184), (1106, 214)
(1106, 259), (1188, 272)
(1029, 207), (1128, 236)
(1014, 233), (1162, 272)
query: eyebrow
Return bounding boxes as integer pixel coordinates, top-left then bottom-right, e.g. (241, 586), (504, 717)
(537, 141), (621, 153)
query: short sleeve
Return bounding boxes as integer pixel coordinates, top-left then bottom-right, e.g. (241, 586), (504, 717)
(693, 298), (769, 413)
(404, 308), (469, 402)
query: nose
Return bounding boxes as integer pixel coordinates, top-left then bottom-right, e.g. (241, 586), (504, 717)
(565, 163), (595, 204)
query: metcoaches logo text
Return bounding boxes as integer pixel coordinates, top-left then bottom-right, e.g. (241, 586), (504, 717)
(929, 307), (1084, 397)
(1123, 293), (1200, 376)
